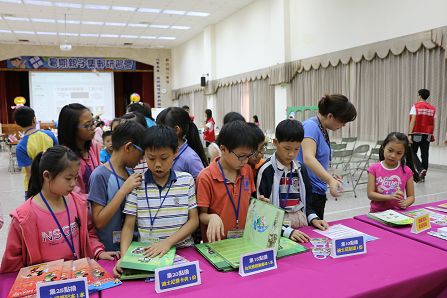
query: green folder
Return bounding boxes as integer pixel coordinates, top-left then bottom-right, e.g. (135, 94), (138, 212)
(207, 199), (285, 268)
(120, 268), (154, 280)
(276, 237), (308, 258)
(120, 242), (176, 272)
(367, 210), (414, 227)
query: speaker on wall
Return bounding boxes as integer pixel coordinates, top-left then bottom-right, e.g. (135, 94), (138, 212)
(200, 76), (206, 87)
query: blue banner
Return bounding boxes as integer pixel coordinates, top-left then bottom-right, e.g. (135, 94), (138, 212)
(6, 56), (136, 70)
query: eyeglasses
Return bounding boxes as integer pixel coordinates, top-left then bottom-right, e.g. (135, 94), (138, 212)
(132, 143), (144, 155)
(78, 121), (96, 130)
(231, 151), (254, 161)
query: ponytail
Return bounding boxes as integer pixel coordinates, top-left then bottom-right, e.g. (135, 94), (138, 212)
(27, 146), (80, 198)
(27, 152), (44, 198)
(186, 121), (209, 167)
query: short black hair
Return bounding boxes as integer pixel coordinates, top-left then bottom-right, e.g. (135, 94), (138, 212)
(223, 112), (245, 125)
(102, 130), (112, 140)
(127, 102), (154, 120)
(121, 112), (148, 128)
(96, 121), (105, 128)
(318, 94), (357, 123)
(418, 89), (430, 100)
(276, 119), (304, 142)
(182, 105), (190, 110)
(142, 125), (178, 152)
(247, 122), (265, 145)
(13, 106), (35, 127)
(112, 121), (146, 150)
(217, 120), (257, 151)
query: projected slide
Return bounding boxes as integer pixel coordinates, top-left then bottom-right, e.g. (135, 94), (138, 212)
(29, 72), (115, 122)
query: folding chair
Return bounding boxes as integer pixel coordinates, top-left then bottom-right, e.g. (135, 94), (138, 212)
(330, 143), (347, 169)
(331, 149), (357, 198)
(341, 137), (357, 150)
(350, 144), (370, 174)
(354, 147), (380, 188)
(8, 144), (20, 173)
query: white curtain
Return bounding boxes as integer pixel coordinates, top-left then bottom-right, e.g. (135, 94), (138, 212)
(249, 79), (275, 133)
(215, 84), (243, 128)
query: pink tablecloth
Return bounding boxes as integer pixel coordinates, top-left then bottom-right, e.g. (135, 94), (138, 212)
(355, 199), (447, 252)
(99, 218), (447, 298)
(0, 272), (100, 298)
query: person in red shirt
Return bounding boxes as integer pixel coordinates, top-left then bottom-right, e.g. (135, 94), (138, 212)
(408, 89), (436, 182)
(203, 109), (216, 147)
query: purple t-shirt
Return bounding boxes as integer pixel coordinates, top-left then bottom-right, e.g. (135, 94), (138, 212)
(172, 142), (204, 179)
(368, 161), (413, 212)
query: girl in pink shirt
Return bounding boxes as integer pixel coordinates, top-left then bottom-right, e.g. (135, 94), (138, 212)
(367, 132), (419, 213)
(0, 146), (118, 273)
(58, 104), (101, 195)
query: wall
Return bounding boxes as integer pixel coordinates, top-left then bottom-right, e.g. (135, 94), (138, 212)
(0, 44), (172, 108)
(290, 0), (447, 60)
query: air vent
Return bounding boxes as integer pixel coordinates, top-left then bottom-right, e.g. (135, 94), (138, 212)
(124, 42), (133, 46)
(18, 39), (29, 42)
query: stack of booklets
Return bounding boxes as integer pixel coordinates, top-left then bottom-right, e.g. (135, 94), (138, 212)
(119, 242), (176, 280)
(198, 199), (307, 270)
(8, 258), (121, 298)
(367, 210), (414, 227)
(196, 237), (308, 271)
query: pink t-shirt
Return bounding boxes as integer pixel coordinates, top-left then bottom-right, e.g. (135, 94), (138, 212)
(33, 195), (81, 262)
(368, 161), (414, 212)
(77, 141), (101, 194)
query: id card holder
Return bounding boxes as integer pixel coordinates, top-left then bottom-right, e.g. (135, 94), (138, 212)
(113, 231), (121, 244)
(227, 229), (244, 239)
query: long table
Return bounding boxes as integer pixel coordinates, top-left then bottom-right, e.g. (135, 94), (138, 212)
(98, 218), (447, 298)
(355, 199), (447, 252)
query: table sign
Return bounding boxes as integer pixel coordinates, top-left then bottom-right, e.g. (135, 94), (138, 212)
(37, 278), (89, 298)
(239, 249), (277, 277)
(331, 235), (366, 258)
(155, 261), (201, 293)
(411, 213), (431, 234)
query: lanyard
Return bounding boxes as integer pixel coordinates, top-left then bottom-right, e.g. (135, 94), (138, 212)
(173, 143), (189, 167)
(39, 192), (78, 259)
(82, 152), (96, 188)
(315, 116), (332, 161)
(217, 160), (243, 228)
(145, 180), (173, 231)
(24, 128), (35, 135)
(279, 162), (293, 209)
(108, 161), (126, 188)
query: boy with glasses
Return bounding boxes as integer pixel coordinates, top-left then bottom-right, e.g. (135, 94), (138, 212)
(256, 120), (328, 243)
(197, 121), (258, 242)
(88, 121), (145, 251)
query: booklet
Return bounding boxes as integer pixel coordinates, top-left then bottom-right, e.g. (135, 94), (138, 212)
(88, 259), (122, 292)
(403, 208), (447, 226)
(207, 199), (285, 268)
(276, 237), (308, 258)
(119, 241), (176, 272)
(367, 210), (413, 226)
(120, 254), (187, 280)
(8, 259), (64, 298)
(313, 224), (379, 242)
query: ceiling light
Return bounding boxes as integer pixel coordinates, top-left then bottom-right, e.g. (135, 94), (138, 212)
(128, 23), (147, 28)
(0, 0), (21, 3)
(186, 11), (210, 17)
(137, 7), (161, 13)
(55, 2), (82, 9)
(0, 29), (12, 33)
(14, 30), (35, 34)
(37, 31), (57, 35)
(80, 33), (99, 37)
(31, 18), (56, 23)
(82, 21), (103, 25)
(140, 35), (156, 39)
(100, 34), (118, 38)
(162, 10), (185, 15)
(158, 36), (176, 40)
(84, 4), (109, 10)
(111, 6), (136, 12)
(171, 25), (190, 30)
(120, 35), (137, 38)
(105, 22), (126, 27)
(57, 19), (80, 24)
(59, 32), (78, 36)
(150, 24), (169, 29)
(4, 16), (30, 21)
(24, 0), (52, 6)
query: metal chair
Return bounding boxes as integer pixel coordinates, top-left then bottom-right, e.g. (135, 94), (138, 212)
(341, 137), (358, 150)
(331, 149), (357, 198)
(354, 147), (380, 188)
(8, 143), (20, 173)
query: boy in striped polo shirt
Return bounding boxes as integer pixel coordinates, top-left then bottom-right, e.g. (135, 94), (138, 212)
(114, 126), (199, 277)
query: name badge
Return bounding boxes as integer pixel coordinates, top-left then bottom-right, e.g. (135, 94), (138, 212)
(227, 229), (244, 239)
(239, 249), (277, 277)
(411, 213), (431, 234)
(331, 235), (366, 258)
(155, 261), (201, 293)
(37, 277), (89, 298)
(112, 231), (121, 244)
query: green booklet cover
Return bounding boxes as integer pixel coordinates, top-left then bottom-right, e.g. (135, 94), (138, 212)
(120, 242), (176, 272)
(120, 268), (154, 280)
(207, 199), (285, 268)
(368, 210), (414, 227)
(277, 237), (308, 258)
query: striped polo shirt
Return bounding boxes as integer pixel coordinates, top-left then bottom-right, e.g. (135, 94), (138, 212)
(123, 169), (197, 247)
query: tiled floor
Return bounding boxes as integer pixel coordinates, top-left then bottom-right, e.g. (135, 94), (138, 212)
(0, 150), (446, 265)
